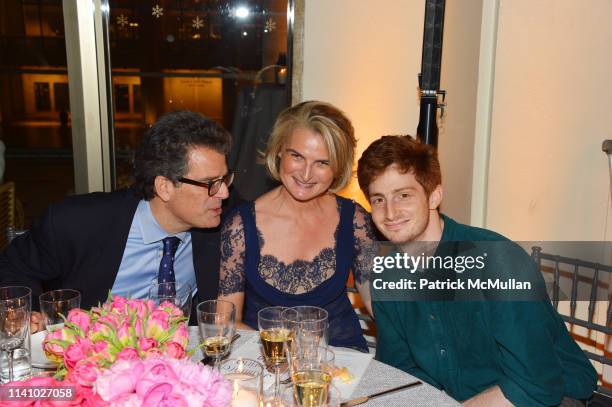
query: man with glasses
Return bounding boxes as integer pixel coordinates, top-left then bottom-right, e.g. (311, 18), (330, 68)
(0, 110), (234, 329)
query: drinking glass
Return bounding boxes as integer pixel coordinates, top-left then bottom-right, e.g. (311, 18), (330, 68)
(282, 306), (328, 355)
(289, 346), (335, 407)
(258, 306), (291, 400)
(280, 383), (341, 407)
(39, 289), (81, 332)
(289, 346), (335, 379)
(197, 300), (235, 370)
(220, 358), (264, 407)
(0, 286), (31, 383)
(148, 281), (193, 321)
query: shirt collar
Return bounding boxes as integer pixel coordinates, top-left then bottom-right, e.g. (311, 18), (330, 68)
(136, 200), (187, 244)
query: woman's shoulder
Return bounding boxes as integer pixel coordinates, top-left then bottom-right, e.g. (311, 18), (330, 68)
(221, 201), (253, 228)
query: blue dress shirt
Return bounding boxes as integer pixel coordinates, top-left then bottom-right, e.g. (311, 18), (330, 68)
(111, 200), (197, 299)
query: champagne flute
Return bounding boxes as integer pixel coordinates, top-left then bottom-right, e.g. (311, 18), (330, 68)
(281, 384), (341, 407)
(258, 306), (291, 399)
(39, 289), (81, 332)
(0, 286), (31, 383)
(197, 300), (235, 370)
(148, 281), (193, 321)
(290, 346), (335, 407)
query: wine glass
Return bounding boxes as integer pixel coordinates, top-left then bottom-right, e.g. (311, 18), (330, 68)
(220, 358), (264, 406)
(197, 300), (235, 370)
(39, 289), (81, 332)
(148, 281), (193, 321)
(0, 286), (31, 383)
(258, 306), (291, 400)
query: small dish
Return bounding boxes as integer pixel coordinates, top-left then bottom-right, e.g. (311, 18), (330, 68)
(31, 330), (57, 369)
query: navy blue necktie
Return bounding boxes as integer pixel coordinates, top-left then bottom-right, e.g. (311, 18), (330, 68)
(158, 236), (181, 296)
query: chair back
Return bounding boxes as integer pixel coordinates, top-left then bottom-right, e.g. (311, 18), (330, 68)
(531, 246), (612, 396)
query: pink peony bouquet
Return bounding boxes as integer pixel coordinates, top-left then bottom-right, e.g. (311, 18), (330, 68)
(42, 295), (190, 385)
(94, 356), (232, 406)
(0, 357), (232, 407)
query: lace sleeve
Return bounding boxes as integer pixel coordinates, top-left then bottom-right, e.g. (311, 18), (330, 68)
(352, 203), (377, 285)
(218, 210), (247, 296)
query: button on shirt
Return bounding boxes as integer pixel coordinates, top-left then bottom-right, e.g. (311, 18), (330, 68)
(111, 200), (197, 299)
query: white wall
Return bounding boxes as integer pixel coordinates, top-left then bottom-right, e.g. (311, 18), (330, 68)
(486, 0), (612, 242)
(438, 0), (484, 224)
(301, 0), (424, 207)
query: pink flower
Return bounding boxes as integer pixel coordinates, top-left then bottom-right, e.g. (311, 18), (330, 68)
(145, 348), (163, 358)
(90, 321), (112, 337)
(43, 328), (68, 362)
(116, 322), (132, 345)
(145, 310), (169, 338)
(117, 347), (139, 361)
(138, 337), (157, 352)
(133, 318), (143, 337)
(93, 356), (231, 407)
(69, 360), (100, 387)
(64, 338), (93, 369)
(164, 341), (185, 359)
(141, 383), (188, 407)
(92, 341), (109, 358)
(67, 309), (92, 333)
(109, 296), (127, 313)
(94, 359), (143, 402)
(169, 323), (189, 349)
(126, 299), (150, 320)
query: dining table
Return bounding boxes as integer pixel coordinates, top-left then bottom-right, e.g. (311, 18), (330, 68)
(188, 327), (460, 406)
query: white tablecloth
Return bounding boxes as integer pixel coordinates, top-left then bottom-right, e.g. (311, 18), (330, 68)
(189, 327), (460, 406)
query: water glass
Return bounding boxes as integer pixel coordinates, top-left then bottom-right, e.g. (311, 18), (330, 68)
(220, 358), (264, 407)
(0, 286), (31, 383)
(197, 300), (236, 370)
(39, 289), (81, 332)
(282, 306), (328, 354)
(148, 281), (193, 321)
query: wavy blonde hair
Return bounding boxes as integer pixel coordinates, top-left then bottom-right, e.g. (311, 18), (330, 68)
(264, 101), (356, 192)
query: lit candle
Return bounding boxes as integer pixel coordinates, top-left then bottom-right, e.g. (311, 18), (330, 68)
(228, 374), (259, 407)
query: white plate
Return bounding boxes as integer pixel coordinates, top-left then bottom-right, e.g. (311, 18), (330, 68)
(31, 330), (57, 369)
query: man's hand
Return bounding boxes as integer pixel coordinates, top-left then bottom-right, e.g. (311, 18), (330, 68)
(30, 311), (44, 333)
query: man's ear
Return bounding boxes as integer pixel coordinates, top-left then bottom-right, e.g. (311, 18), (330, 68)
(428, 185), (443, 210)
(154, 176), (176, 202)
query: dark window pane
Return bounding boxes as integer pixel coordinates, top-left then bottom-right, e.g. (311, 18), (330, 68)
(108, 0), (291, 198)
(53, 82), (69, 111)
(34, 82), (51, 111)
(114, 84), (130, 112)
(132, 84), (141, 113)
(0, 0), (74, 228)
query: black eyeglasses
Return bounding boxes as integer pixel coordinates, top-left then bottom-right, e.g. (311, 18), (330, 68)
(178, 172), (234, 196)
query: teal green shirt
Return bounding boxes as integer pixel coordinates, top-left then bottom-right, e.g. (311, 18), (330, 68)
(373, 215), (597, 406)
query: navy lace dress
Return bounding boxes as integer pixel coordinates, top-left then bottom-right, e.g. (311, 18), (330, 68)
(219, 196), (375, 352)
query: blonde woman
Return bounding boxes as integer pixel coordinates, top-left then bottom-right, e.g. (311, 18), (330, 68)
(219, 101), (374, 351)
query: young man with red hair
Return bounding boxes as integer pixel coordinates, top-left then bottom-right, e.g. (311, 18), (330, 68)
(357, 136), (596, 406)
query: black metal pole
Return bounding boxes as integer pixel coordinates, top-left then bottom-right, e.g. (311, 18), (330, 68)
(416, 0), (446, 147)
